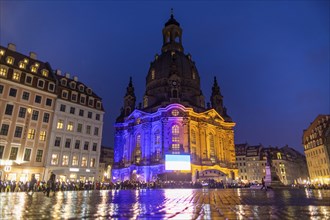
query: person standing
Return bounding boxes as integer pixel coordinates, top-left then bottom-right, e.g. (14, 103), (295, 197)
(27, 174), (37, 195)
(261, 177), (267, 191)
(46, 172), (56, 197)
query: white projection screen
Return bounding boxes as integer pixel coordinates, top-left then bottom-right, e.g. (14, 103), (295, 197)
(165, 155), (191, 171)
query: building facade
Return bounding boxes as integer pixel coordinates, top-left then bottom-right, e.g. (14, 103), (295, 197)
(0, 44), (57, 182)
(0, 44), (104, 182)
(235, 143), (309, 185)
(45, 73), (104, 182)
(98, 146), (114, 182)
(112, 14), (237, 182)
(303, 115), (330, 184)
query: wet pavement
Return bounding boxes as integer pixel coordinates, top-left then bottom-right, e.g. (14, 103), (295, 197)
(0, 188), (329, 219)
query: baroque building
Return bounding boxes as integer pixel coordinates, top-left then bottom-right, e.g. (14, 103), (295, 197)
(0, 44), (57, 182)
(303, 115), (330, 184)
(235, 143), (309, 185)
(45, 71), (104, 182)
(0, 43), (104, 182)
(112, 13), (237, 182)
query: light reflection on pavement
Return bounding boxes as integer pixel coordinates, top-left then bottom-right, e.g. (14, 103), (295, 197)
(0, 188), (329, 219)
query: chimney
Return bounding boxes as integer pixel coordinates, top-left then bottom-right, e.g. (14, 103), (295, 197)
(65, 73), (70, 78)
(56, 69), (62, 75)
(8, 43), (16, 51)
(29, 52), (37, 59)
(73, 76), (78, 81)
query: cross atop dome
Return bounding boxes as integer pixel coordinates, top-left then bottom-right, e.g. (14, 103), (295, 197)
(165, 8), (180, 27)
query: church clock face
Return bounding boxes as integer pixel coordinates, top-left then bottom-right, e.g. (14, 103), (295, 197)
(172, 81), (177, 86)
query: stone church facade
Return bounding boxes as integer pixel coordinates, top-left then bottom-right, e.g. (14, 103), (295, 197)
(112, 13), (237, 182)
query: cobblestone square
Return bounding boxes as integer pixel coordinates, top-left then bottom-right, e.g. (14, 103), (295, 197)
(1, 188), (329, 219)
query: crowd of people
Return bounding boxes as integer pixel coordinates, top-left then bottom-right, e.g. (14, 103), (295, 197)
(0, 177), (329, 193)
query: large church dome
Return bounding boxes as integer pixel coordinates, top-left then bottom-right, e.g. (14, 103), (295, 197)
(117, 11), (232, 122)
(142, 13), (206, 113)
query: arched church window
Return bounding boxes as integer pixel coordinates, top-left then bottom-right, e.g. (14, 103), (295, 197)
(172, 125), (179, 135)
(135, 134), (141, 164)
(151, 69), (155, 80)
(154, 130), (160, 145)
(143, 97), (148, 108)
(191, 130), (196, 145)
(209, 134), (215, 163)
(192, 71), (196, 79)
(171, 125), (180, 154)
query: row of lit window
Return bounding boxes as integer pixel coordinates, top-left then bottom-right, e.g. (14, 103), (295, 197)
(305, 139), (323, 150)
(0, 71), (101, 109)
(59, 104), (101, 120)
(0, 145), (43, 162)
(51, 153), (96, 167)
(0, 124), (47, 141)
(310, 168), (330, 178)
(1, 56), (47, 75)
(61, 90), (100, 109)
(56, 120), (99, 136)
(307, 157), (328, 167)
(0, 67), (53, 88)
(54, 137), (98, 151)
(306, 148), (325, 157)
(60, 78), (93, 94)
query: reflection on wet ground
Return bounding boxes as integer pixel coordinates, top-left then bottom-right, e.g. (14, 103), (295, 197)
(0, 188), (329, 219)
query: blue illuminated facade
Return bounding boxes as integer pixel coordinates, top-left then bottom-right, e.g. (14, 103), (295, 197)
(112, 13), (237, 182)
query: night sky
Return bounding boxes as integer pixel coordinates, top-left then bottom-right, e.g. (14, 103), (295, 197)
(1, 1), (329, 153)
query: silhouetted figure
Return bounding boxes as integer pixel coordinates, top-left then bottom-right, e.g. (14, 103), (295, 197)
(46, 172), (56, 197)
(261, 177), (267, 191)
(27, 174), (37, 195)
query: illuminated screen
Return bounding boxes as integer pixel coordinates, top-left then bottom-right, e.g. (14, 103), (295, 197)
(165, 155), (191, 171)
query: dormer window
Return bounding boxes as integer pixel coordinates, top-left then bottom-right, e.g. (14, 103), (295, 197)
(86, 88), (92, 95)
(61, 79), (67, 86)
(0, 50), (5, 56)
(24, 58), (29, 64)
(96, 101), (101, 109)
(78, 85), (84, 92)
(6, 57), (14, 65)
(12, 72), (21, 81)
(42, 70), (49, 77)
(62, 90), (68, 99)
(19, 62), (26, 69)
(70, 81), (76, 89)
(0, 67), (7, 77)
(88, 97), (94, 107)
(31, 66), (37, 73)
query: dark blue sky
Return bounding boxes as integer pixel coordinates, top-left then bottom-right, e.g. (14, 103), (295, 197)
(1, 1), (329, 153)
